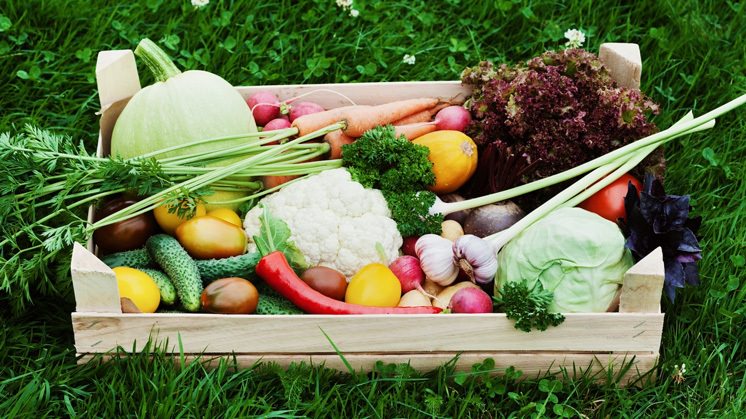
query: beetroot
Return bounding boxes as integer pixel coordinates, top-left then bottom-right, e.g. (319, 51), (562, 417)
(449, 287), (493, 313)
(247, 91), (281, 126)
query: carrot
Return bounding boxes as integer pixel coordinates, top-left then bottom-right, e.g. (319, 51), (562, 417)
(324, 130), (355, 159)
(261, 175), (298, 189)
(343, 98), (439, 137)
(393, 122), (437, 140)
(392, 103), (450, 125)
(292, 105), (368, 137)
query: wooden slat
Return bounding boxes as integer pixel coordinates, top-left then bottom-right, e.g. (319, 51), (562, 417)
(76, 351), (657, 387)
(72, 312), (664, 354)
(620, 247), (665, 313)
(235, 81), (471, 109)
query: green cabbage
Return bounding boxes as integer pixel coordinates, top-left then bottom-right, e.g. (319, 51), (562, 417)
(496, 207), (633, 313)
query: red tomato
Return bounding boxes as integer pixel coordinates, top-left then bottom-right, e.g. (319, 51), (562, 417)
(579, 174), (642, 222)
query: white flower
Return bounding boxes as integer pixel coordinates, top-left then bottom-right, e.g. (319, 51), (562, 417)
(191, 0), (209, 8)
(350, 8), (360, 17)
(402, 54), (416, 65)
(336, 0), (353, 9)
(564, 28), (586, 48)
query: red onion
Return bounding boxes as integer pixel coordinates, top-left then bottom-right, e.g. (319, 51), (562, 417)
(389, 255), (425, 293)
(449, 287), (493, 313)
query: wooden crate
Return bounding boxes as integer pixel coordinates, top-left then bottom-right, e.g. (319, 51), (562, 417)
(72, 43), (665, 386)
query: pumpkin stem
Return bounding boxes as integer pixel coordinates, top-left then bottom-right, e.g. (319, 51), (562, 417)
(135, 38), (182, 82)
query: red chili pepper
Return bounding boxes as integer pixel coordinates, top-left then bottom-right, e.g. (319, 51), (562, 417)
(256, 251), (442, 315)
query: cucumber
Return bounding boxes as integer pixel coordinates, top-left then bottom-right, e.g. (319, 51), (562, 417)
(196, 252), (261, 283)
(101, 248), (154, 269)
(139, 268), (178, 306)
(255, 283), (303, 315)
(146, 235), (203, 312)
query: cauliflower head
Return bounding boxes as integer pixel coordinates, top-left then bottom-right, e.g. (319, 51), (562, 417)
(243, 168), (402, 277)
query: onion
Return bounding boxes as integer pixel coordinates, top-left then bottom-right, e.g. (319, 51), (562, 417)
(389, 256), (425, 294)
(449, 287), (493, 313)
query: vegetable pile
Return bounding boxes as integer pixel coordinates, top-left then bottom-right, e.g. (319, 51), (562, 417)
(2, 37), (745, 334)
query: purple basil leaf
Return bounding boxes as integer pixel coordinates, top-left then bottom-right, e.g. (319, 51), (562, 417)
(683, 263), (700, 286)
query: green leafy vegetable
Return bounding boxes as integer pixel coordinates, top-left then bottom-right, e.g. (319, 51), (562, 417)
(382, 190), (443, 237)
(493, 281), (565, 332)
(252, 205), (308, 270)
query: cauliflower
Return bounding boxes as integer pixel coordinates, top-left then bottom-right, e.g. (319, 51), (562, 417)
(243, 168), (402, 277)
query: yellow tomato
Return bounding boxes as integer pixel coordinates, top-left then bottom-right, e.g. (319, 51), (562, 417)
(113, 267), (161, 313)
(153, 200), (207, 235)
(175, 215), (247, 259)
(207, 208), (242, 227)
(345, 263), (401, 307)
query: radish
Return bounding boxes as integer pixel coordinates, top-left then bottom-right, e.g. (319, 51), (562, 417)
(401, 236), (419, 257)
(389, 256), (425, 294)
(289, 101), (325, 122)
(263, 118), (292, 131)
(449, 287), (493, 313)
(435, 105), (472, 132)
(247, 91), (281, 126)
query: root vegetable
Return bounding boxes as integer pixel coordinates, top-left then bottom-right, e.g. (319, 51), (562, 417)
(289, 101), (325, 122)
(247, 91), (281, 126)
(393, 103), (450, 125)
(422, 277), (445, 297)
(344, 98), (439, 137)
(398, 289), (432, 307)
(433, 281), (480, 309)
(324, 130), (355, 159)
(401, 236), (419, 257)
(463, 201), (524, 238)
(389, 255), (425, 294)
(263, 118), (292, 131)
(440, 220), (464, 241)
(394, 122), (437, 140)
(434, 105), (472, 132)
(440, 194), (471, 225)
(449, 287), (493, 313)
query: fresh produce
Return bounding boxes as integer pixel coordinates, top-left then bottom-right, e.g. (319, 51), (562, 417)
(255, 285), (304, 315)
(388, 256), (425, 294)
(301, 266), (348, 301)
(175, 216), (247, 260)
(393, 123), (437, 140)
(323, 130), (355, 159)
(248, 206), (309, 270)
(461, 142), (538, 199)
(345, 263), (402, 307)
(453, 235), (498, 284)
(398, 290), (432, 307)
(196, 252), (261, 283)
(243, 169), (401, 277)
(461, 49), (659, 184)
(579, 173), (641, 222)
(440, 194), (471, 225)
(154, 200), (207, 235)
(433, 281), (480, 309)
(621, 174), (702, 301)
(93, 197), (159, 253)
(289, 101), (325, 122)
(434, 106), (472, 132)
(263, 118), (292, 131)
(415, 234), (459, 286)
(422, 277), (445, 298)
(112, 267), (161, 313)
(401, 236), (419, 257)
(102, 248), (154, 269)
(206, 208), (242, 227)
(449, 287), (493, 313)
(462, 202), (524, 238)
(496, 207), (633, 313)
(139, 268), (177, 305)
(257, 251), (441, 314)
(146, 234), (203, 311)
(200, 277), (259, 314)
(392, 103), (449, 125)
(440, 220), (464, 241)
(247, 91), (281, 125)
(412, 130), (478, 194)
(292, 98), (439, 137)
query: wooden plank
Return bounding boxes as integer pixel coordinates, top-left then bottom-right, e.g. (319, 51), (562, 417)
(235, 81), (471, 109)
(76, 351), (657, 387)
(72, 312), (663, 354)
(599, 43), (642, 89)
(620, 247), (665, 313)
(70, 243), (121, 314)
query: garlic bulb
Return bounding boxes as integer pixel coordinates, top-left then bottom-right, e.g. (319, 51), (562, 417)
(415, 234), (459, 286)
(453, 234), (498, 284)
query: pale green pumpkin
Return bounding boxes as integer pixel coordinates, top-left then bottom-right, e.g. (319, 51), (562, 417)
(111, 38), (257, 210)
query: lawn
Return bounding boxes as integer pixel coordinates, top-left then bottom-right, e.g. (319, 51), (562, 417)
(1, 0), (745, 416)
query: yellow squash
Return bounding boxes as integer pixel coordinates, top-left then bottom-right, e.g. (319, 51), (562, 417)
(413, 130), (478, 194)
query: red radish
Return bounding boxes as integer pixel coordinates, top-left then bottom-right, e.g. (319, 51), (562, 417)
(247, 91), (281, 126)
(389, 256), (425, 294)
(434, 105), (472, 132)
(263, 118), (292, 131)
(289, 101), (325, 122)
(449, 287), (493, 313)
(401, 236), (419, 257)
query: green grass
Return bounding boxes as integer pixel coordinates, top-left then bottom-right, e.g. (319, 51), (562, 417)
(1, 0), (745, 416)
